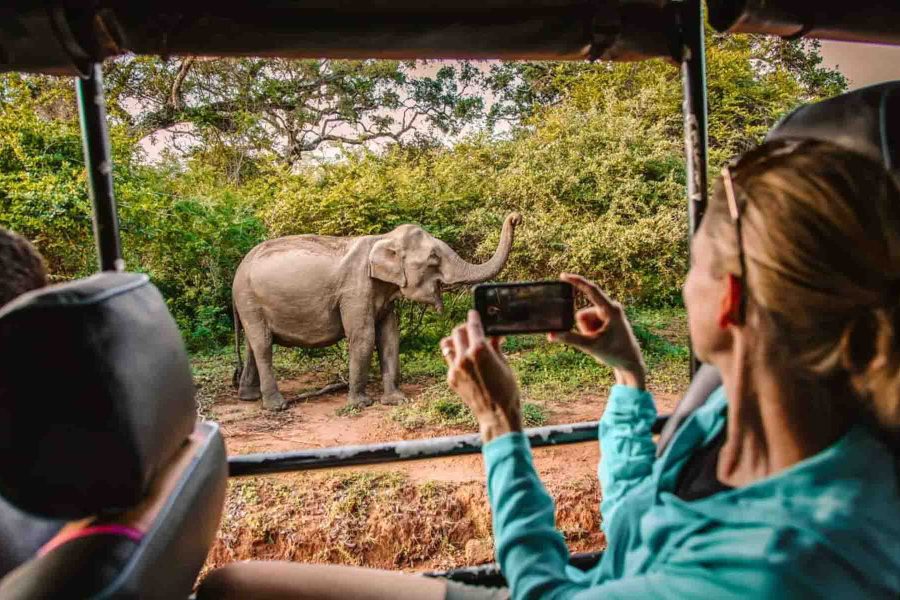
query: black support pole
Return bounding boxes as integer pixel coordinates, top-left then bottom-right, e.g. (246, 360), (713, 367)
(679, 0), (709, 375)
(76, 63), (123, 272)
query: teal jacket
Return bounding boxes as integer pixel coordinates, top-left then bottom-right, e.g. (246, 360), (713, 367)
(484, 385), (900, 599)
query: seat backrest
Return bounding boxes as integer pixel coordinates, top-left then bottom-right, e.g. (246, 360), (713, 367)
(0, 273), (227, 599)
(767, 81), (899, 187)
(656, 363), (722, 457)
(0, 497), (61, 579)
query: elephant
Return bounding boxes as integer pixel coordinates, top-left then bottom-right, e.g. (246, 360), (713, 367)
(231, 212), (521, 411)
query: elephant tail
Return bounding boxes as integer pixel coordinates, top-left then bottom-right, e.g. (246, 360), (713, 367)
(232, 301), (243, 389)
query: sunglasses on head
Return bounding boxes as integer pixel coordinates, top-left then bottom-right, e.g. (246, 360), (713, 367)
(718, 140), (806, 324)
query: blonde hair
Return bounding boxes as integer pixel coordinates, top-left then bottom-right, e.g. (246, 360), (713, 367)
(705, 140), (900, 442)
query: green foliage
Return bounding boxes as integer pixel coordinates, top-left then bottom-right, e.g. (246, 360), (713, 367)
(117, 164), (267, 348)
(0, 74), (106, 275)
(391, 385), (476, 430)
(1, 37), (845, 354)
(261, 36), (845, 310)
(0, 75), (267, 349)
(392, 393), (551, 430)
(104, 58), (486, 169)
(265, 81), (688, 305)
(521, 403), (549, 427)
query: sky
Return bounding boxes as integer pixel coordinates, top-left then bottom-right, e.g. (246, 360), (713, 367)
(820, 40), (900, 90)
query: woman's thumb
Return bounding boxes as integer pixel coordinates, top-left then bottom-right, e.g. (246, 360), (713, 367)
(548, 331), (590, 349)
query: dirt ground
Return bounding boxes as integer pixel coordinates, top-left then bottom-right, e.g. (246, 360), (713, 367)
(204, 373), (680, 573)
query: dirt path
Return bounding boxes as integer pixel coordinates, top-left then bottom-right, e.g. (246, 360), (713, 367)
(211, 375), (679, 486)
(204, 374), (681, 572)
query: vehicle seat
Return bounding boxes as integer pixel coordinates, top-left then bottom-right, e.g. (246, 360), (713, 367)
(656, 363), (721, 456)
(0, 497), (62, 580)
(0, 272), (227, 599)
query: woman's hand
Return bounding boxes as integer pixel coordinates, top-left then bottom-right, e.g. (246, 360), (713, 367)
(548, 273), (647, 390)
(441, 310), (523, 444)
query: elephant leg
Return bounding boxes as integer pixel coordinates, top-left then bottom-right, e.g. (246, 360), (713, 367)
(238, 343), (261, 401)
(346, 326), (376, 409)
(376, 309), (405, 405)
(241, 313), (286, 411)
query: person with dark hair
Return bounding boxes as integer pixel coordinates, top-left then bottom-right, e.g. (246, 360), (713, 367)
(0, 228), (47, 307)
(0, 227), (59, 578)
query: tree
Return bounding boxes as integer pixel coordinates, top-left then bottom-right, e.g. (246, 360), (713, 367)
(0, 73), (267, 349)
(485, 35), (846, 163)
(1, 37), (849, 345)
(104, 58), (486, 171)
(265, 35), (848, 306)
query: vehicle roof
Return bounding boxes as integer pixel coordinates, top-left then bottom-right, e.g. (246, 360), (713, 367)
(2, 1), (898, 76)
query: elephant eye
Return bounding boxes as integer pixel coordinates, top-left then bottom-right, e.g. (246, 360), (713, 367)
(427, 252), (440, 266)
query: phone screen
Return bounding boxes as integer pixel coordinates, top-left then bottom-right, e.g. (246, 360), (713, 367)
(474, 281), (574, 336)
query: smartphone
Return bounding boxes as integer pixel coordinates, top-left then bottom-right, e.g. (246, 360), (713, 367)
(473, 281), (575, 336)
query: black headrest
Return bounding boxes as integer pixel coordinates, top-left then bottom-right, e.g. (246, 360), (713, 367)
(0, 273), (196, 519)
(767, 81), (900, 185)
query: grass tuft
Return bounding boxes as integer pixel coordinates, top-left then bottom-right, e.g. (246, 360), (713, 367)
(522, 402), (548, 426)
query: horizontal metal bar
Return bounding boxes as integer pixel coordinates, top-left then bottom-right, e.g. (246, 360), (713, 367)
(227, 415), (669, 477)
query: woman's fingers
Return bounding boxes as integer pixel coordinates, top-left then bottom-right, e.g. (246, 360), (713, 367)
(445, 314), (504, 392)
(547, 330), (592, 349)
(576, 307), (607, 335)
(561, 273), (615, 311)
(452, 323), (470, 363)
(440, 337), (456, 366)
(466, 310), (486, 348)
(547, 308), (607, 346)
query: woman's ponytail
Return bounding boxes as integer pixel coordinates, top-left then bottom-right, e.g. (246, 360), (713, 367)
(843, 304), (900, 449)
(707, 140), (900, 451)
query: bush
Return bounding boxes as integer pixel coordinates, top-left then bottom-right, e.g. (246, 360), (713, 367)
(117, 165), (267, 349)
(0, 77), (267, 350)
(0, 37), (844, 351)
(263, 91), (688, 307)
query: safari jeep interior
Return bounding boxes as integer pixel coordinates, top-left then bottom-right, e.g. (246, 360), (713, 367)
(0, 1), (898, 598)
(0, 273), (227, 598)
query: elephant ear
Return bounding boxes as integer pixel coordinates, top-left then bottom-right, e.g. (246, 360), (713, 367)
(368, 239), (406, 287)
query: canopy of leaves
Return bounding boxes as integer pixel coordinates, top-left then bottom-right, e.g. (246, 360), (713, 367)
(104, 58), (485, 172)
(0, 35), (845, 349)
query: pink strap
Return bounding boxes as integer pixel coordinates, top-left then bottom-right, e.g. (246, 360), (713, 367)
(39, 524), (144, 557)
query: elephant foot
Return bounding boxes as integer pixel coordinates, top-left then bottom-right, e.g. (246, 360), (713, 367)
(262, 392), (288, 412)
(238, 387), (262, 401)
(380, 390), (407, 405)
(347, 393), (375, 409)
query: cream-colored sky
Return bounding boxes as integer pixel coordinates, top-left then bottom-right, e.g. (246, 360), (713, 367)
(820, 40), (900, 89)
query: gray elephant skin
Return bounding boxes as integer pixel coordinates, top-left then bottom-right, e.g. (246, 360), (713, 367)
(232, 213), (521, 411)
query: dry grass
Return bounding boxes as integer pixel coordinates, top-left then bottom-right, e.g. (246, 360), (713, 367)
(205, 471), (604, 574)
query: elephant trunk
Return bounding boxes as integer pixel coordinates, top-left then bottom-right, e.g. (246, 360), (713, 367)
(442, 212), (521, 285)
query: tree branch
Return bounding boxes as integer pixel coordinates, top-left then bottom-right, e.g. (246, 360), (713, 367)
(170, 56), (195, 112)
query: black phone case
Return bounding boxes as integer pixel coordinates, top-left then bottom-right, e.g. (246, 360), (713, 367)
(473, 281), (575, 335)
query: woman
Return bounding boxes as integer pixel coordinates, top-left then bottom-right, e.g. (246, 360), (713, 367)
(437, 138), (900, 598)
(200, 142), (900, 599)
(0, 227), (56, 579)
